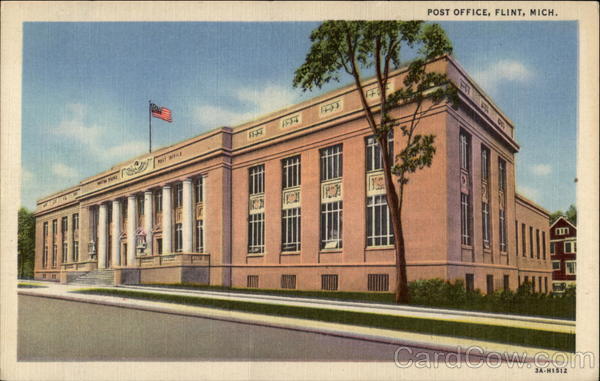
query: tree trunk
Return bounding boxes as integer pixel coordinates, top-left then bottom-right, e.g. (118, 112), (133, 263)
(394, 221), (410, 303)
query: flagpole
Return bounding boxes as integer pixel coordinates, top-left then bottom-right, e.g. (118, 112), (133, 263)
(148, 100), (152, 153)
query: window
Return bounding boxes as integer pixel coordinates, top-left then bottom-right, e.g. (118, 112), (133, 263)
(321, 274), (338, 291)
(515, 221), (519, 256)
(249, 165), (265, 195)
(544, 277), (548, 293)
(61, 216), (68, 234)
(248, 165), (265, 254)
(529, 226), (534, 258)
(503, 275), (509, 291)
(52, 219), (57, 236)
(459, 132), (470, 171)
(247, 275), (259, 288)
(174, 223), (182, 252)
(486, 275), (494, 294)
(552, 260), (561, 270)
(248, 213), (265, 254)
(43, 246), (48, 268)
(282, 157), (301, 252)
(282, 156), (301, 188)
(564, 241), (576, 253)
(156, 239), (162, 255)
(62, 242), (68, 262)
(72, 241), (79, 262)
(195, 220), (204, 252)
(521, 223), (526, 256)
(368, 274), (389, 291)
(366, 133), (393, 172)
(555, 227), (570, 235)
(482, 202), (491, 248)
(499, 209), (507, 252)
(542, 231), (547, 259)
(481, 146), (490, 182)
(281, 275), (296, 289)
(43, 222), (48, 238)
(532, 276), (536, 292)
(465, 274), (474, 292)
(538, 277), (542, 293)
(195, 177), (204, 203)
(320, 144), (343, 181)
(461, 193), (471, 246)
(175, 183), (183, 208)
(536, 229), (540, 259)
(498, 159), (506, 192)
(52, 245), (57, 267)
(321, 201), (343, 249)
(72, 213), (79, 230)
(154, 190), (163, 213)
(367, 195), (394, 247)
(282, 208), (301, 252)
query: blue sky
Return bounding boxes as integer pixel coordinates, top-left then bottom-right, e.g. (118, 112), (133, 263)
(22, 21), (577, 213)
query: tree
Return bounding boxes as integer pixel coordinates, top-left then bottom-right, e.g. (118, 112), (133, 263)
(18, 207), (36, 279)
(549, 204), (577, 226)
(293, 21), (456, 303)
(565, 204), (577, 226)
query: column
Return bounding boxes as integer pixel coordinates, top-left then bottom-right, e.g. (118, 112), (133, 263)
(162, 185), (172, 254)
(127, 195), (137, 265)
(97, 203), (107, 269)
(182, 179), (193, 253)
(111, 199), (121, 266)
(144, 190), (153, 255)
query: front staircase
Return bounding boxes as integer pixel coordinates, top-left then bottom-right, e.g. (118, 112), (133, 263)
(69, 269), (115, 286)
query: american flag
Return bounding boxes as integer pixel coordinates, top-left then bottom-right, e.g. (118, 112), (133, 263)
(150, 103), (172, 122)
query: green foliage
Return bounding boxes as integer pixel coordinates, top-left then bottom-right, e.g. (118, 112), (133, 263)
(143, 279), (575, 320)
(409, 279), (575, 320)
(77, 288), (575, 352)
(18, 207), (36, 279)
(549, 204), (576, 225)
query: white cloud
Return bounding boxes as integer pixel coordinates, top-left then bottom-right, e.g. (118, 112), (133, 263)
(54, 103), (103, 143)
(517, 185), (540, 200)
(51, 163), (78, 178)
(473, 59), (534, 93)
(530, 163), (552, 176)
(194, 84), (299, 127)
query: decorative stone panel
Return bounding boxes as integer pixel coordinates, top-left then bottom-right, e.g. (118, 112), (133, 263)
(280, 113), (301, 129)
(366, 171), (386, 196)
(321, 179), (342, 203)
(249, 194), (265, 214)
(282, 187), (301, 210)
(319, 98), (343, 118)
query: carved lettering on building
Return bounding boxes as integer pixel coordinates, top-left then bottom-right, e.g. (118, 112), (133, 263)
(319, 98), (343, 117)
(280, 113), (301, 129)
(121, 157), (154, 180)
(156, 151), (183, 166)
(365, 82), (394, 99)
(321, 180), (342, 202)
(459, 79), (471, 95)
(247, 126), (265, 141)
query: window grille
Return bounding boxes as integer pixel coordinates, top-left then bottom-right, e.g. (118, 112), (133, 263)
(321, 274), (338, 291)
(367, 274), (389, 291)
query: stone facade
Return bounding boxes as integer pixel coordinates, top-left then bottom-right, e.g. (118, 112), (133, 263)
(34, 55), (552, 293)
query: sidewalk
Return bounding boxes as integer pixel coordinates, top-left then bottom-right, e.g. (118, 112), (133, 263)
(18, 282), (574, 360)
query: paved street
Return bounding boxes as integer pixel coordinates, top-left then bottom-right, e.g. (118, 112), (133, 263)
(18, 294), (449, 362)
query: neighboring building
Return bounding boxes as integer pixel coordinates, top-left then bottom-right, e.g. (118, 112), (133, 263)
(550, 216), (577, 292)
(33, 55), (552, 293)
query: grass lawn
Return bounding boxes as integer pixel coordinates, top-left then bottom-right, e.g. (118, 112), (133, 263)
(76, 288), (575, 352)
(17, 282), (47, 288)
(136, 282), (576, 320)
